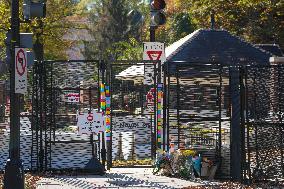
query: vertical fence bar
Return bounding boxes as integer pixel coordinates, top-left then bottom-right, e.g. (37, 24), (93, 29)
(277, 64), (284, 177)
(244, 65), (251, 182)
(163, 64), (167, 151)
(253, 69), (259, 171)
(107, 64), (113, 170)
(240, 66), (246, 181)
(31, 62), (37, 170)
(166, 63), (170, 152)
(176, 67), (180, 149)
(105, 84), (111, 169)
(153, 63), (157, 154)
(43, 62), (48, 170)
(218, 64), (223, 158)
(39, 62), (43, 171)
(230, 65), (242, 181)
(49, 61), (54, 170)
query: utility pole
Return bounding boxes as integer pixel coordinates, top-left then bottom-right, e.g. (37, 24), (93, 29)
(150, 26), (155, 42)
(150, 0), (155, 42)
(3, 0), (25, 188)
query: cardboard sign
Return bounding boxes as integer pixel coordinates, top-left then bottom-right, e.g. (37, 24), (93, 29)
(15, 48), (27, 94)
(77, 111), (105, 135)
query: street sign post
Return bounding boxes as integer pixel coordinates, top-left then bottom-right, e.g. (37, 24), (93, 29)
(143, 42), (165, 85)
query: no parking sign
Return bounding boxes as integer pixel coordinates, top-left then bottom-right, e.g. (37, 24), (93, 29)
(15, 48), (27, 94)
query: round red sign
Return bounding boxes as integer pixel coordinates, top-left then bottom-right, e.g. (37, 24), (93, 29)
(16, 49), (27, 76)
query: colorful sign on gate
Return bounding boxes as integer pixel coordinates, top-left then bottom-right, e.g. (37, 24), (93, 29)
(157, 84), (163, 149)
(105, 85), (111, 141)
(100, 83), (106, 111)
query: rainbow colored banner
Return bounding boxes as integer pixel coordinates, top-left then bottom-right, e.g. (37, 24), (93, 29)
(157, 84), (163, 149)
(105, 85), (111, 141)
(100, 83), (106, 111)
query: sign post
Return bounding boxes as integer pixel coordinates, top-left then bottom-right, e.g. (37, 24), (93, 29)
(4, 0), (25, 188)
(143, 42), (165, 85)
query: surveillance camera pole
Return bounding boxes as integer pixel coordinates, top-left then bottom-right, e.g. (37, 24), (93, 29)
(3, 0), (25, 188)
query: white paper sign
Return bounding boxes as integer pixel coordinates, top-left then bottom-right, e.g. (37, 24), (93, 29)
(15, 48), (27, 94)
(144, 88), (155, 114)
(77, 111), (105, 135)
(112, 116), (151, 133)
(143, 42), (165, 85)
(66, 93), (80, 103)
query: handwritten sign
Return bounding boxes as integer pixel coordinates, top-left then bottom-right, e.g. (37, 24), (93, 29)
(112, 117), (151, 133)
(15, 48), (27, 94)
(77, 111), (105, 135)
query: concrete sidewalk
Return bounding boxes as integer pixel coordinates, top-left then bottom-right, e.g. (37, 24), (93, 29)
(36, 168), (220, 189)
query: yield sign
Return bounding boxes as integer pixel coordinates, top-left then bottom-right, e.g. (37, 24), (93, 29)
(146, 51), (162, 61)
(143, 42), (165, 62)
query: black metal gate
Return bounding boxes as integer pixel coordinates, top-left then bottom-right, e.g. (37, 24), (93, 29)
(31, 60), (105, 171)
(164, 62), (231, 178)
(107, 60), (161, 168)
(242, 64), (284, 182)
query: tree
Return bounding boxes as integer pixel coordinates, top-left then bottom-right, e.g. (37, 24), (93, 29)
(185, 0), (284, 48)
(0, 0), (77, 62)
(81, 0), (146, 60)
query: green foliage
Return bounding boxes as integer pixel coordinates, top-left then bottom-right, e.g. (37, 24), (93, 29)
(0, 0), (77, 62)
(0, 0), (10, 60)
(186, 0), (284, 48)
(81, 0), (146, 61)
(107, 38), (143, 60)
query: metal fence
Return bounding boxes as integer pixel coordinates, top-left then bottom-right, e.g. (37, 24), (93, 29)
(108, 60), (161, 167)
(30, 60), (105, 171)
(1, 60), (283, 183)
(164, 62), (231, 178)
(242, 64), (284, 182)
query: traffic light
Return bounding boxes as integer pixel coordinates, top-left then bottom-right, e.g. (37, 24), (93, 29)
(150, 0), (166, 26)
(23, 0), (46, 20)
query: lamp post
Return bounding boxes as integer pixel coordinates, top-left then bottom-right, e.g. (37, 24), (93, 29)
(3, 0), (25, 188)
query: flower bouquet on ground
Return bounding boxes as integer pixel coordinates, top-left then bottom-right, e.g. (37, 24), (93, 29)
(153, 149), (196, 179)
(172, 149), (196, 180)
(153, 150), (174, 176)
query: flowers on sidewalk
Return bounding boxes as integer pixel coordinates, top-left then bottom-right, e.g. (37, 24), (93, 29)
(153, 149), (196, 179)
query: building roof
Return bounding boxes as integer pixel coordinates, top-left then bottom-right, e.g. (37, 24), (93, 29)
(255, 44), (283, 57)
(117, 29), (276, 81)
(165, 29), (273, 65)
